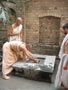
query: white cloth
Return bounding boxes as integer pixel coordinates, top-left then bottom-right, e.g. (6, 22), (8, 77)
(2, 41), (25, 76)
(9, 24), (22, 41)
(59, 34), (68, 59)
(55, 34), (68, 88)
(9, 41), (23, 46)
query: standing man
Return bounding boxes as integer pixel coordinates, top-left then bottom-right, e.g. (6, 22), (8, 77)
(8, 17), (23, 41)
(55, 23), (68, 90)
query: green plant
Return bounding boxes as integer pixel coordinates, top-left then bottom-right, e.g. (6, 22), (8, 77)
(0, 0), (16, 25)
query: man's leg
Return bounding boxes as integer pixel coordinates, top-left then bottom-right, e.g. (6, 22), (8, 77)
(2, 43), (11, 79)
(2, 43), (17, 80)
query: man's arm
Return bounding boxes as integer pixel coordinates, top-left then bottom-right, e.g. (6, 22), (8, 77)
(64, 61), (68, 70)
(63, 40), (68, 70)
(64, 40), (68, 54)
(20, 45), (38, 63)
(20, 29), (23, 40)
(8, 26), (20, 36)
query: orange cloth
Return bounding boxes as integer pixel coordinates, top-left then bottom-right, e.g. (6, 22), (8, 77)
(2, 41), (26, 76)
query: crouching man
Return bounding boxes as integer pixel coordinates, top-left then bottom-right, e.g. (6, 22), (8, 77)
(2, 41), (38, 80)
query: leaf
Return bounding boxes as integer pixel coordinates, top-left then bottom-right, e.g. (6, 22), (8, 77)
(1, 1), (16, 8)
(0, 0), (16, 26)
(0, 8), (8, 25)
(8, 8), (16, 16)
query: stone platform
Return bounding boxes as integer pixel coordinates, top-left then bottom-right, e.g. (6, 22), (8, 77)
(12, 54), (56, 83)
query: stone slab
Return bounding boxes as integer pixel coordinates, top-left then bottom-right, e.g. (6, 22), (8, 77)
(12, 54), (56, 73)
(12, 54), (56, 82)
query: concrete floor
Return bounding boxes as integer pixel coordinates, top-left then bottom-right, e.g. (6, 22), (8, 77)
(0, 61), (59, 90)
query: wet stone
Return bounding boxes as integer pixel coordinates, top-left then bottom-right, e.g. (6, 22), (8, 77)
(12, 54), (56, 82)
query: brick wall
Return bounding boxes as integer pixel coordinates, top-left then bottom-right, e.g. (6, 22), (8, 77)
(24, 0), (68, 55)
(0, 0), (68, 55)
(39, 16), (60, 45)
(24, 0), (68, 44)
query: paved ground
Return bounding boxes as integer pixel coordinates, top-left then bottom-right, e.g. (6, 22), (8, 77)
(0, 61), (59, 90)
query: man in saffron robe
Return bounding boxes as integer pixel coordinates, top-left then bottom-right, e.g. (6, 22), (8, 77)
(2, 41), (38, 80)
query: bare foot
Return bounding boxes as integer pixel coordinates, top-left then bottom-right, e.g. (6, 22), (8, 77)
(2, 75), (10, 80)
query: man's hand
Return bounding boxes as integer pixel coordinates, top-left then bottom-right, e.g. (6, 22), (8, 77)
(34, 58), (39, 63)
